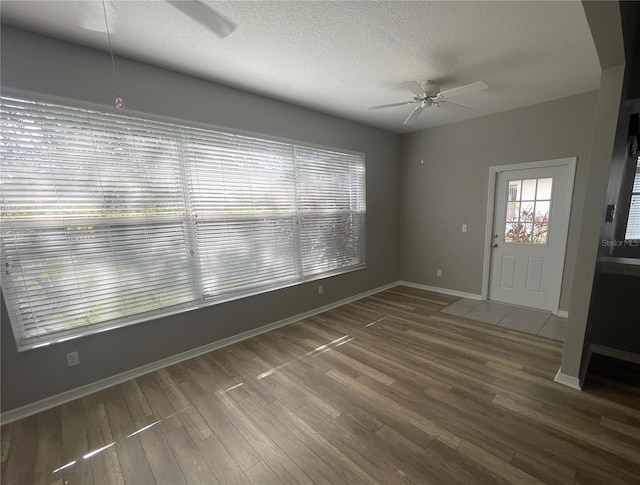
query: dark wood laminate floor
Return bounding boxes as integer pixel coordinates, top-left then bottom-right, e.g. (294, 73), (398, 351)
(2, 286), (639, 484)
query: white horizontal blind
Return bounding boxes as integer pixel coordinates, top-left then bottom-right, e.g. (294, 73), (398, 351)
(295, 147), (366, 276)
(1, 98), (195, 345)
(183, 130), (299, 297)
(625, 154), (640, 239)
(0, 96), (366, 350)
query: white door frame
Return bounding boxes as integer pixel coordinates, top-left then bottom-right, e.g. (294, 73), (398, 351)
(481, 157), (577, 314)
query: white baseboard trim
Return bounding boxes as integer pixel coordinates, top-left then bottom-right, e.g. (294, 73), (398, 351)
(1, 281), (398, 425)
(590, 344), (640, 365)
(554, 368), (582, 390)
(398, 281), (483, 300)
(557, 310), (569, 318)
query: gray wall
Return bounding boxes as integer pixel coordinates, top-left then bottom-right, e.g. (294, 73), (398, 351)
(594, 2), (639, 256)
(399, 92), (598, 311)
(561, 1), (625, 382)
(588, 273), (640, 353)
(585, 1), (640, 356)
(0, 26), (401, 412)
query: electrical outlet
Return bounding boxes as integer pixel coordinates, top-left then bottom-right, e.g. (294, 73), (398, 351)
(318, 285), (323, 295)
(436, 269), (442, 277)
(66, 351), (80, 367)
(462, 224), (467, 233)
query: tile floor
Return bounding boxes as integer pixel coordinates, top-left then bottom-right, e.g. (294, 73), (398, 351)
(440, 298), (568, 341)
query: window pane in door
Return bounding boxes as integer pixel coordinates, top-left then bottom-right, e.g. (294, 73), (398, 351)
(536, 178), (553, 199)
(522, 179), (537, 200)
(508, 180), (521, 201)
(532, 223), (548, 243)
(535, 200), (550, 221)
(520, 202), (535, 222)
(507, 202), (519, 222)
(504, 176), (553, 245)
(505, 222), (532, 243)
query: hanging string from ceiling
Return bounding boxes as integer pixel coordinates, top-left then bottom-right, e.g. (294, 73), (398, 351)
(420, 125), (425, 164)
(101, 0), (124, 109)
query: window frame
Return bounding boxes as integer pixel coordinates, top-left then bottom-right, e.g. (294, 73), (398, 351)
(1, 93), (367, 351)
(615, 103), (640, 256)
(621, 149), (640, 238)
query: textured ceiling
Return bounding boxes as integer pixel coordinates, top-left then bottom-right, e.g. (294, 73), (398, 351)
(1, 0), (601, 134)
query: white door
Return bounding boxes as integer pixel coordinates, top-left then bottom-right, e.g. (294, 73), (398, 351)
(488, 164), (571, 312)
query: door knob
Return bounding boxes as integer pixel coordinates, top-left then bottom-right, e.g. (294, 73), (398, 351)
(492, 243), (498, 248)
(493, 234), (499, 238)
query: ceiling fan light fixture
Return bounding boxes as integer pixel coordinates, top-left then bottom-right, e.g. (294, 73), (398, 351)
(369, 80), (488, 125)
(424, 82), (440, 98)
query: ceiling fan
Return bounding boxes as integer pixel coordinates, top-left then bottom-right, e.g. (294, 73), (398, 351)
(78, 0), (236, 39)
(167, 1), (236, 38)
(79, 0), (236, 110)
(369, 80), (489, 125)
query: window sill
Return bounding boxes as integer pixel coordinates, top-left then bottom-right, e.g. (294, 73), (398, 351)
(600, 256), (640, 277)
(14, 264), (367, 352)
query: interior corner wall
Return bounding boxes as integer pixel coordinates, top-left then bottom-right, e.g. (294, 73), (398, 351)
(561, 65), (626, 381)
(559, 0), (626, 383)
(398, 92), (598, 309)
(0, 26), (401, 413)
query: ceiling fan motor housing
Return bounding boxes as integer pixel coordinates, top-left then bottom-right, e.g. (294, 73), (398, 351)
(413, 82), (441, 104)
(423, 83), (440, 98)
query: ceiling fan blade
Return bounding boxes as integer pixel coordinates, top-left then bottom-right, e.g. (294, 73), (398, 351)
(439, 100), (476, 112)
(404, 106), (424, 125)
(402, 81), (426, 97)
(77, 0), (117, 33)
(438, 81), (488, 99)
(368, 100), (418, 110)
(167, 1), (236, 38)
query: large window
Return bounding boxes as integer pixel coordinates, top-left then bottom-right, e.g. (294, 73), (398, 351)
(624, 153), (640, 240)
(0, 97), (366, 350)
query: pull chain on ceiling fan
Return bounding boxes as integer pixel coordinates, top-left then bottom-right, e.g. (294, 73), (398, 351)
(101, 0), (123, 109)
(95, 1), (236, 109)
